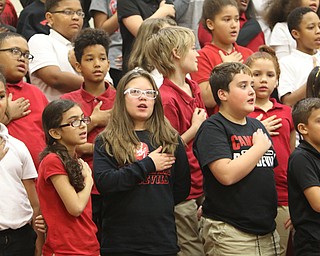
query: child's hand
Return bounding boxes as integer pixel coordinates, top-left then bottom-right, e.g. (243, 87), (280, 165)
(156, 3), (175, 18)
(148, 146), (176, 171)
(191, 107), (207, 131)
(219, 50), (243, 63)
(35, 214), (47, 233)
(7, 93), (31, 121)
(90, 101), (111, 127)
(79, 158), (92, 178)
(252, 128), (271, 151)
(68, 48), (77, 71)
(256, 114), (282, 136)
(0, 137), (8, 160)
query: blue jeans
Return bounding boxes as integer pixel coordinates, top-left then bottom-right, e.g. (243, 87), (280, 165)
(0, 224), (36, 256)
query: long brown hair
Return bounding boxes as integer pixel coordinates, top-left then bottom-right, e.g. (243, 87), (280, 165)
(99, 69), (179, 166)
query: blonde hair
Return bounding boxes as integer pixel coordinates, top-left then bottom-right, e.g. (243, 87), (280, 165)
(145, 26), (195, 77)
(128, 17), (176, 72)
(99, 69), (179, 166)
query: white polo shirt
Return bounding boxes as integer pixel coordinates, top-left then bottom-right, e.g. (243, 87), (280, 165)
(0, 123), (37, 230)
(28, 29), (78, 101)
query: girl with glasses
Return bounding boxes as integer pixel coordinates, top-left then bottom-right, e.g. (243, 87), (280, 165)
(37, 98), (100, 256)
(93, 69), (191, 256)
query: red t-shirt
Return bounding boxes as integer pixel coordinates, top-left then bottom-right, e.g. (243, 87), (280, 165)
(61, 82), (116, 194)
(248, 98), (294, 205)
(6, 80), (48, 170)
(37, 153), (100, 256)
(160, 77), (205, 200)
(190, 43), (253, 116)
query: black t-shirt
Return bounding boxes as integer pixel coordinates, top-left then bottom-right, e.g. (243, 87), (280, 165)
(193, 113), (277, 235)
(117, 0), (161, 72)
(93, 130), (190, 255)
(288, 140), (320, 244)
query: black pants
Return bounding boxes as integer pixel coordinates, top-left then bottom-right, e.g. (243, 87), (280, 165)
(0, 224), (36, 256)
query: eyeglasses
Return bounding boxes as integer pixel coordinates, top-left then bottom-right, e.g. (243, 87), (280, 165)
(124, 88), (158, 99)
(0, 47), (34, 61)
(59, 116), (91, 128)
(50, 9), (85, 18)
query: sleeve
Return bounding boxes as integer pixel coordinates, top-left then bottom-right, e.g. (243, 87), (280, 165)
(193, 118), (231, 169)
(190, 49), (216, 84)
(89, 0), (108, 15)
(28, 34), (60, 74)
(172, 137), (191, 205)
(20, 141), (38, 180)
(93, 136), (156, 194)
(289, 152), (320, 191)
(278, 58), (297, 99)
(41, 154), (67, 182)
(117, 0), (140, 20)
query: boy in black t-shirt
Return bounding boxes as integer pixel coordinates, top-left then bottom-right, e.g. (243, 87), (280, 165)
(288, 98), (320, 256)
(193, 62), (280, 255)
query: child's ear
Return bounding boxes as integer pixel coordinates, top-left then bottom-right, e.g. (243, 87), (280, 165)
(75, 62), (81, 73)
(45, 12), (54, 27)
(172, 48), (181, 59)
(291, 29), (300, 40)
(297, 123), (308, 135)
(217, 89), (227, 101)
(206, 19), (214, 31)
(49, 128), (62, 140)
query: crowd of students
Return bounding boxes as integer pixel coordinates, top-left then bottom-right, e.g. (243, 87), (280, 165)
(1, 0), (320, 255)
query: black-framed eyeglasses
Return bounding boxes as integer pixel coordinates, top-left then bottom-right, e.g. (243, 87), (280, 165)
(0, 47), (34, 61)
(50, 9), (85, 18)
(124, 88), (158, 99)
(59, 116), (91, 128)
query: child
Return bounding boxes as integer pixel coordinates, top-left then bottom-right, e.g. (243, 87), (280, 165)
(193, 62), (280, 255)
(145, 26), (206, 256)
(190, 0), (253, 116)
(93, 68), (191, 256)
(0, 32), (48, 170)
(306, 65), (320, 98)
(0, 71), (43, 256)
(127, 17), (176, 88)
(278, 7), (320, 107)
(89, 0), (122, 87)
(28, 0), (85, 101)
(198, 0), (265, 52)
(37, 98), (100, 255)
(245, 46), (296, 256)
(288, 97), (320, 255)
(266, 0), (319, 60)
(61, 27), (116, 240)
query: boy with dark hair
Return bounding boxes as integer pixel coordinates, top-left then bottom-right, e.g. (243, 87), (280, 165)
(193, 62), (280, 255)
(278, 7), (320, 107)
(28, 0), (85, 101)
(288, 97), (320, 255)
(61, 27), (116, 240)
(0, 32), (48, 170)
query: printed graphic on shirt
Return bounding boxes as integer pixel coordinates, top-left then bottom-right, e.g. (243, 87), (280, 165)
(135, 142), (171, 185)
(231, 134), (276, 167)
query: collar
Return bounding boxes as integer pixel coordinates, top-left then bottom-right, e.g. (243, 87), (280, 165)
(206, 42), (240, 55)
(162, 77), (200, 104)
(299, 140), (320, 159)
(6, 80), (24, 88)
(80, 81), (112, 103)
(254, 98), (283, 112)
(291, 49), (320, 59)
(49, 29), (73, 47)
